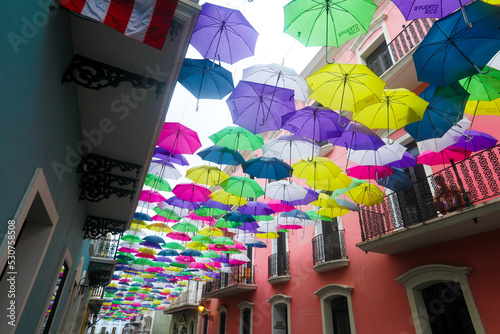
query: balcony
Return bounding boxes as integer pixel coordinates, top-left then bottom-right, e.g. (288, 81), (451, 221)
(87, 286), (105, 315)
(164, 282), (203, 314)
(86, 236), (119, 290)
(202, 265), (257, 298)
(357, 145), (500, 254)
(312, 231), (349, 273)
(268, 252), (291, 284)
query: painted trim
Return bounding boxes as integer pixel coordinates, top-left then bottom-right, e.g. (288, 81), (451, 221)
(395, 264), (485, 334)
(56, 256), (85, 334)
(238, 301), (254, 334)
(217, 310), (227, 334)
(267, 294), (292, 334)
(314, 284), (356, 334)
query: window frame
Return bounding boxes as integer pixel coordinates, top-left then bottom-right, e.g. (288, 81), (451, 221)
(217, 304), (228, 334)
(314, 284), (356, 334)
(267, 294), (292, 334)
(395, 264), (485, 334)
(237, 301), (254, 334)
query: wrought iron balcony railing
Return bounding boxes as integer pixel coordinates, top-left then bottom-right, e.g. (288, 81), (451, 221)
(268, 252), (290, 278)
(90, 236), (120, 259)
(89, 286), (105, 299)
(312, 230), (347, 266)
(366, 17), (436, 76)
(359, 145), (500, 241)
(203, 265), (256, 295)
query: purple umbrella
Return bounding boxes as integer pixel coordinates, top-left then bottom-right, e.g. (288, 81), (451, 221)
(392, 0), (474, 24)
(283, 188), (319, 206)
(164, 196), (201, 210)
(199, 199), (231, 211)
(153, 149), (189, 166)
(328, 122), (385, 151)
(282, 106), (350, 158)
(236, 221), (261, 233)
(238, 201), (275, 216)
(450, 130), (498, 152)
(386, 151), (417, 168)
(190, 3), (259, 65)
(227, 81), (296, 134)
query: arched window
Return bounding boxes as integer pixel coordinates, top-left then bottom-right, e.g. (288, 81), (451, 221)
(267, 295), (292, 334)
(172, 322), (178, 334)
(218, 311), (227, 334)
(202, 314), (209, 334)
(314, 284), (356, 334)
(238, 301), (254, 334)
(396, 264), (485, 334)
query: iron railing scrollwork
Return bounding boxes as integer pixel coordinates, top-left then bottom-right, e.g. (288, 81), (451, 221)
(202, 265), (256, 296)
(312, 230), (347, 266)
(91, 235), (120, 258)
(359, 145), (500, 241)
(267, 252), (289, 278)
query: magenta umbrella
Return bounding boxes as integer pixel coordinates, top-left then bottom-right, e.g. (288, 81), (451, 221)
(172, 183), (211, 202)
(266, 199), (295, 213)
(346, 165), (393, 180)
(167, 231), (191, 241)
(157, 122), (202, 155)
(140, 190), (167, 203)
(417, 148), (472, 166)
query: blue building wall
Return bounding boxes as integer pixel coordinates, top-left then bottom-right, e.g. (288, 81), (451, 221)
(1, 1), (91, 333)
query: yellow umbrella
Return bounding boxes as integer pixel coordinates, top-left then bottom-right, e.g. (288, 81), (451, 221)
(185, 241), (209, 251)
(307, 63), (385, 119)
(483, 0), (500, 4)
(306, 172), (353, 191)
(292, 157), (342, 189)
(317, 206), (350, 218)
(256, 232), (279, 239)
(464, 98), (500, 116)
(198, 226), (223, 237)
(353, 88), (429, 133)
(146, 223), (173, 233)
(346, 183), (385, 206)
(130, 219), (148, 230)
(311, 193), (336, 208)
(209, 189), (247, 206)
(186, 165), (229, 187)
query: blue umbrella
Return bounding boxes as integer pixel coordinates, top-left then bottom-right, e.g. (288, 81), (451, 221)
(178, 58), (234, 110)
(158, 249), (179, 256)
(246, 240), (267, 248)
(242, 156), (293, 180)
(197, 145), (245, 166)
(405, 83), (470, 141)
(133, 212), (152, 221)
(376, 168), (414, 192)
(280, 209), (311, 220)
(413, 1), (500, 87)
(224, 211), (256, 223)
(180, 249), (203, 257)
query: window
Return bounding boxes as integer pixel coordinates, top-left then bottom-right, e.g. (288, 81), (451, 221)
(267, 295), (292, 334)
(396, 264), (485, 334)
(218, 311), (227, 334)
(188, 321), (194, 334)
(314, 285), (356, 334)
(238, 301), (254, 334)
(365, 41), (394, 76)
(202, 314), (209, 334)
(40, 262), (69, 334)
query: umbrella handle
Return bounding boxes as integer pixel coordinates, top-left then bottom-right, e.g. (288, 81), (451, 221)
(459, 2), (473, 28)
(325, 46), (335, 64)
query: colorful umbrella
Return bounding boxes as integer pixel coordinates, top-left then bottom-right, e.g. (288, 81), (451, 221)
(376, 168), (414, 192)
(242, 63), (309, 100)
(148, 160), (182, 180)
(262, 134), (320, 161)
(451, 130), (498, 152)
(392, 0), (474, 21)
(172, 183), (211, 202)
(227, 81), (296, 134)
(220, 176), (264, 199)
(346, 183), (385, 206)
(266, 200), (296, 213)
(283, 0), (378, 62)
(405, 83), (469, 141)
(307, 63), (385, 119)
(185, 165), (229, 187)
(459, 66), (500, 102)
(190, 2), (259, 64)
(197, 145), (246, 166)
(292, 157), (343, 186)
(209, 126), (264, 151)
(242, 156), (293, 181)
(157, 122), (202, 155)
(139, 190), (166, 203)
(386, 151), (417, 169)
(346, 165), (393, 180)
(417, 148), (472, 166)
(413, 1), (500, 87)
(153, 149), (189, 166)
(348, 139), (407, 166)
(209, 189), (247, 206)
(238, 201), (275, 216)
(305, 173), (353, 192)
(283, 188), (319, 206)
(264, 180), (308, 201)
(144, 174), (171, 192)
(328, 122), (385, 151)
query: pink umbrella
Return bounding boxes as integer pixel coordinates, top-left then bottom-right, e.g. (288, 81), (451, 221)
(346, 165), (393, 179)
(209, 244), (228, 251)
(151, 215), (179, 223)
(228, 242), (247, 250)
(172, 183), (211, 202)
(167, 231), (191, 241)
(186, 212), (216, 223)
(190, 262), (208, 270)
(117, 247), (138, 253)
(417, 148), (472, 166)
(229, 258), (247, 266)
(140, 190), (167, 203)
(175, 255), (195, 263)
(279, 223), (303, 230)
(157, 122), (202, 155)
(146, 267), (164, 273)
(266, 199), (296, 213)
(206, 261), (222, 268)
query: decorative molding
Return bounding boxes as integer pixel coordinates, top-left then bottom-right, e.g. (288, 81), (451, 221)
(62, 54), (166, 98)
(79, 154), (142, 178)
(267, 294), (292, 305)
(84, 216), (128, 239)
(237, 301), (254, 310)
(169, 20), (184, 41)
(314, 284), (354, 300)
(217, 304), (228, 313)
(395, 264), (473, 287)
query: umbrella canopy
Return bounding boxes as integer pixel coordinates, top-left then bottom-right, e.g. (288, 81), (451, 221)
(460, 66), (500, 102)
(242, 156), (293, 180)
(262, 134), (320, 160)
(146, 223), (173, 234)
(172, 183), (211, 202)
(209, 189), (247, 206)
(148, 161), (182, 180)
(348, 140), (407, 166)
(178, 58), (234, 109)
(153, 149), (189, 166)
(144, 174), (171, 192)
(197, 145), (246, 166)
(405, 83), (470, 141)
(386, 151), (417, 169)
(283, 188), (319, 206)
(353, 89), (429, 132)
(465, 98), (500, 117)
(283, 0), (378, 62)
(242, 63), (308, 100)
(305, 173), (353, 192)
(292, 157), (343, 184)
(139, 191), (166, 203)
(346, 165), (393, 180)
(417, 148), (472, 166)
(265, 180), (308, 201)
(266, 200), (296, 213)
(189, 2), (259, 64)
(346, 183), (385, 206)
(238, 201), (275, 216)
(376, 168), (414, 192)
(417, 118), (471, 153)
(157, 122), (202, 155)
(186, 165), (229, 187)
(307, 63), (385, 117)
(227, 81), (296, 134)
(220, 176), (264, 199)
(329, 122), (385, 151)
(209, 126), (264, 151)
(392, 0), (474, 20)
(413, 1), (500, 87)
(451, 130), (498, 152)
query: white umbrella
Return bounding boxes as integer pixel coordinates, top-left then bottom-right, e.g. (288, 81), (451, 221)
(262, 134), (320, 160)
(148, 161), (182, 180)
(242, 63), (309, 100)
(265, 180), (308, 201)
(348, 138), (406, 166)
(418, 117), (471, 152)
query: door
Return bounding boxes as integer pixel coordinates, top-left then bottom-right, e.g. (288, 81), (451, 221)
(321, 219), (341, 261)
(242, 308), (251, 334)
(277, 231), (287, 275)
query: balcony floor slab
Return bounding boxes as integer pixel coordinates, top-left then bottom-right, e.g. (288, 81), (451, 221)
(313, 259), (350, 273)
(203, 284), (257, 298)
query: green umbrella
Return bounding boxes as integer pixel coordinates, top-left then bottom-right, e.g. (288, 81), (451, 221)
(213, 237), (235, 245)
(132, 258), (154, 266)
(202, 251), (220, 258)
(306, 210), (333, 222)
(170, 262), (189, 268)
(254, 214), (274, 221)
(145, 174), (172, 192)
(172, 222), (199, 233)
(194, 206), (227, 217)
(209, 126), (264, 151)
(460, 67), (500, 101)
(283, 0), (377, 63)
(191, 235), (212, 244)
(162, 242), (185, 250)
(153, 207), (181, 221)
(121, 234), (142, 243)
(214, 217), (242, 228)
(220, 176), (264, 199)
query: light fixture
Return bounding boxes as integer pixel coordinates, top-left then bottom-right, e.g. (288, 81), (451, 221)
(79, 277), (90, 295)
(197, 304), (205, 312)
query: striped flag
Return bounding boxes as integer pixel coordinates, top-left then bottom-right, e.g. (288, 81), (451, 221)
(60, 0), (180, 50)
